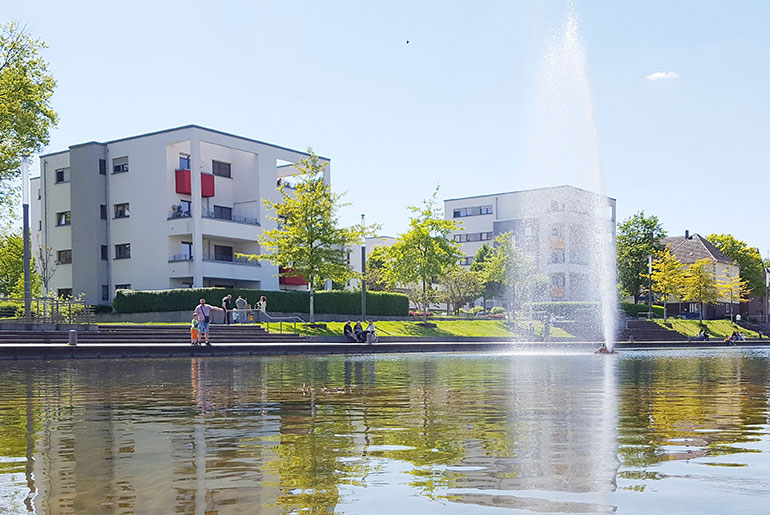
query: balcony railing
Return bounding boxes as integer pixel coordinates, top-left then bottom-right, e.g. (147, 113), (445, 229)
(201, 252), (260, 267)
(169, 254), (193, 262)
(201, 209), (259, 226)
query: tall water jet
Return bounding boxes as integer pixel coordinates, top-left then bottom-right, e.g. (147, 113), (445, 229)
(521, 3), (617, 349)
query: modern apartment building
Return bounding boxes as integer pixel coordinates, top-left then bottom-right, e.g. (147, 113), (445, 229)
(31, 125), (329, 305)
(444, 185), (616, 302)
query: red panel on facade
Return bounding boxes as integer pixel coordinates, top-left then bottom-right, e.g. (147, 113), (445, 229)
(279, 267), (308, 285)
(175, 169), (191, 195)
(201, 173), (215, 198)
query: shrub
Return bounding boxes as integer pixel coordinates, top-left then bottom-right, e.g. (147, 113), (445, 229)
(490, 307), (506, 314)
(529, 302), (602, 318)
(113, 288), (408, 316)
(470, 306), (484, 315)
(93, 304), (114, 314)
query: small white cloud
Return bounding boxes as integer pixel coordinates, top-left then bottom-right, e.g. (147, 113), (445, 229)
(646, 71), (679, 80)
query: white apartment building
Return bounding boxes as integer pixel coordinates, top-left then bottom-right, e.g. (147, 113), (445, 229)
(444, 185), (616, 302)
(31, 125), (329, 305)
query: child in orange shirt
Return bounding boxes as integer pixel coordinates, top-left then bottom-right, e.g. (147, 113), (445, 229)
(191, 313), (199, 345)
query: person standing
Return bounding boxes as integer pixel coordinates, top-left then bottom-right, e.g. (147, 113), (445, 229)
(190, 312), (199, 345)
(221, 293), (233, 325)
(257, 295), (267, 323)
(194, 299), (212, 345)
(235, 295), (247, 324)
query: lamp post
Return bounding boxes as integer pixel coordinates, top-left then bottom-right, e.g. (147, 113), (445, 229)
(765, 267), (769, 324)
(647, 254), (653, 319)
(361, 214), (366, 322)
(21, 155), (31, 323)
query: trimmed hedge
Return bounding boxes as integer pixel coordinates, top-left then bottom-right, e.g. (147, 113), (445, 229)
(113, 288), (409, 316)
(529, 301), (602, 317)
(620, 301), (664, 318)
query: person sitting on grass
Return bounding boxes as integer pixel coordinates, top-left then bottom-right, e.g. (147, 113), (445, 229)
(343, 321), (357, 342)
(353, 321), (364, 342)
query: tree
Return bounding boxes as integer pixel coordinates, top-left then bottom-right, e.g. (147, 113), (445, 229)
(384, 188), (462, 323)
(363, 245), (391, 292)
(470, 243), (504, 310)
(485, 232), (535, 320)
(0, 23), (58, 197)
(616, 211), (667, 303)
(681, 258), (720, 323)
(257, 149), (364, 322)
(439, 266), (483, 314)
(706, 234), (763, 295)
(718, 269), (750, 322)
(0, 229), (40, 296)
(34, 235), (57, 294)
(650, 248), (684, 322)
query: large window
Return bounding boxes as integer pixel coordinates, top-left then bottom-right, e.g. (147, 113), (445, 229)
(115, 243), (131, 259)
(179, 154), (190, 170)
(99, 159), (106, 175)
(57, 249), (72, 264)
(114, 203), (130, 218)
(112, 156), (129, 173)
(57, 288), (73, 298)
(100, 205), (107, 220)
(453, 205), (492, 218)
(213, 205), (232, 220)
(101, 245), (108, 261)
(214, 245), (233, 262)
(56, 211), (71, 226)
(212, 160), (231, 178)
(55, 167), (70, 183)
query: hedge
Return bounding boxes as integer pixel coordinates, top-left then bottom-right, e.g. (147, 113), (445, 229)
(113, 288), (409, 316)
(529, 301), (602, 317)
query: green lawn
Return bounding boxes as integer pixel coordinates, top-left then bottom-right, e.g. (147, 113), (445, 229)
(653, 319), (759, 339)
(271, 319), (572, 338)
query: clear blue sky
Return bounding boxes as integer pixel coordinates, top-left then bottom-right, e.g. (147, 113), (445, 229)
(5, 1), (770, 253)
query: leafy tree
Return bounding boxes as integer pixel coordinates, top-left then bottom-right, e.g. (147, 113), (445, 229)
(363, 245), (391, 292)
(485, 232), (535, 320)
(706, 234), (763, 295)
(616, 211), (666, 303)
(384, 188), (462, 322)
(439, 266), (483, 314)
(681, 258), (719, 323)
(0, 23), (58, 207)
(34, 235), (57, 294)
(650, 248), (684, 322)
(257, 149), (364, 322)
(470, 243), (504, 310)
(718, 269), (750, 322)
(0, 229), (40, 296)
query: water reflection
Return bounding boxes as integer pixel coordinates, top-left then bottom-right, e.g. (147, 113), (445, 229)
(0, 349), (768, 514)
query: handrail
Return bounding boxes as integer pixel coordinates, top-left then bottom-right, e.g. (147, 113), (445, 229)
(0, 297), (92, 325)
(257, 311), (307, 335)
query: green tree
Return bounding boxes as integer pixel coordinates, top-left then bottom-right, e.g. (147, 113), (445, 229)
(439, 266), (483, 314)
(384, 188), (462, 322)
(681, 258), (720, 323)
(470, 243), (504, 310)
(650, 248), (684, 322)
(257, 149), (364, 322)
(485, 232), (535, 320)
(0, 229), (40, 296)
(706, 234), (763, 295)
(0, 23), (58, 204)
(718, 269), (750, 322)
(616, 211), (667, 303)
(363, 245), (391, 292)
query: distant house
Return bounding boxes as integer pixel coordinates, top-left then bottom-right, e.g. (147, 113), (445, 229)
(660, 231), (740, 320)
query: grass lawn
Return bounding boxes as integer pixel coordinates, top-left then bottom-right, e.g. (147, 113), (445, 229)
(653, 319), (759, 339)
(273, 319), (573, 338)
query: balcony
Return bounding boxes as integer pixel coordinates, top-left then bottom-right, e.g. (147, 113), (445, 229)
(201, 208), (259, 226)
(279, 267), (308, 285)
(169, 254), (192, 262)
(174, 169), (215, 197)
(202, 251), (260, 267)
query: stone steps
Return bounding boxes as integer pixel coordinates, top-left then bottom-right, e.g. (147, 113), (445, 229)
(618, 319), (689, 341)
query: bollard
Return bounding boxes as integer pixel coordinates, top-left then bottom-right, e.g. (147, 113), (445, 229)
(366, 332), (373, 345)
(68, 329), (77, 346)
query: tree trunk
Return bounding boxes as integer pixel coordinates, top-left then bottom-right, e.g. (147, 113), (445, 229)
(309, 285), (315, 323)
(699, 302), (704, 323)
(663, 302), (667, 323)
(422, 279), (427, 323)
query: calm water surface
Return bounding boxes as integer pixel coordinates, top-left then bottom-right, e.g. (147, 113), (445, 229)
(1, 349), (769, 514)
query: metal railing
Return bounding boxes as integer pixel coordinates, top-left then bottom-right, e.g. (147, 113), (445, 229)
(259, 311), (307, 335)
(201, 252), (260, 267)
(201, 209), (259, 226)
(169, 254), (193, 262)
(0, 297), (92, 324)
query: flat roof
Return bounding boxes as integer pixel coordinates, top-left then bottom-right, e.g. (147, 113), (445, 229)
(444, 184), (616, 203)
(40, 124), (330, 160)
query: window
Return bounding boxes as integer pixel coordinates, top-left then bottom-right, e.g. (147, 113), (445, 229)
(102, 285), (109, 301)
(453, 205), (492, 218)
(480, 205), (493, 215)
(550, 250), (565, 263)
(57, 249), (72, 264)
(99, 159), (106, 175)
(101, 245), (108, 261)
(459, 256), (473, 266)
(212, 160), (231, 178)
(55, 167), (70, 183)
(481, 232), (492, 241)
(551, 274), (566, 286)
(454, 234), (463, 242)
(115, 284), (131, 291)
(57, 288), (73, 298)
(115, 243), (131, 259)
(179, 200), (191, 216)
(37, 188), (41, 200)
(213, 205), (232, 220)
(181, 241), (193, 260)
(112, 156), (129, 173)
(214, 245), (233, 262)
(179, 154), (190, 170)
(56, 211), (71, 226)
(114, 203), (130, 218)
(38, 220), (41, 230)
(100, 204), (107, 220)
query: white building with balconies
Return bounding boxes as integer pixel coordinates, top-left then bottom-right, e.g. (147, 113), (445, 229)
(31, 125), (329, 305)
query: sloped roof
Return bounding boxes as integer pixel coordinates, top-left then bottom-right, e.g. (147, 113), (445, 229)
(660, 234), (735, 265)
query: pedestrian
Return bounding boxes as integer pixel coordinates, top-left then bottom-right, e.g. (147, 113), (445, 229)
(235, 295), (247, 324)
(194, 298), (212, 345)
(190, 312), (199, 345)
(257, 295), (267, 323)
(221, 293), (233, 325)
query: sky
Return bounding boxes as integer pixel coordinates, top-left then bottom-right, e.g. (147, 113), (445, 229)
(4, 1), (770, 252)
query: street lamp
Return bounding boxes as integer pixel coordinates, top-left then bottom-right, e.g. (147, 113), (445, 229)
(361, 214), (366, 321)
(765, 267), (769, 324)
(21, 155), (31, 323)
(647, 254), (653, 319)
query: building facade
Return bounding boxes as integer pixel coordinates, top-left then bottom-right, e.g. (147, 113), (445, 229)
(444, 185), (616, 303)
(32, 125), (329, 305)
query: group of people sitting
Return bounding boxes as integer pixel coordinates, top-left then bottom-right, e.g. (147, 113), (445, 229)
(696, 329), (710, 341)
(343, 320), (377, 343)
(724, 331), (745, 345)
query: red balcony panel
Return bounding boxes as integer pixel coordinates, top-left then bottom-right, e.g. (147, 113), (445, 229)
(279, 267), (308, 285)
(201, 173), (215, 198)
(175, 169), (191, 195)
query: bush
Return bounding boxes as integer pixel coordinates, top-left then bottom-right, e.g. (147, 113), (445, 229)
(490, 307), (506, 314)
(470, 306), (484, 315)
(92, 304), (114, 314)
(620, 302), (664, 318)
(113, 288), (408, 316)
(529, 302), (602, 318)
(409, 310), (434, 318)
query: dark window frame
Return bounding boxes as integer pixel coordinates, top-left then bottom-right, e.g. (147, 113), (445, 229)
(57, 249), (72, 264)
(214, 244), (233, 262)
(213, 205), (232, 220)
(100, 205), (107, 220)
(115, 243), (131, 259)
(56, 211), (71, 226)
(112, 156), (129, 174)
(113, 202), (130, 219)
(212, 160), (232, 178)
(101, 245), (108, 261)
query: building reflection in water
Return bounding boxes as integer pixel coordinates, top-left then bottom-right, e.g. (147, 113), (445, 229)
(0, 351), (766, 513)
